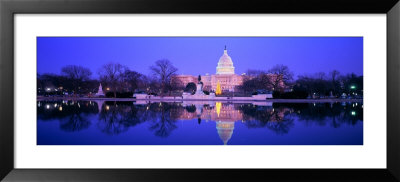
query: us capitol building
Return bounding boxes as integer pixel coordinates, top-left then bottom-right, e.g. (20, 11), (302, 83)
(172, 46), (244, 92)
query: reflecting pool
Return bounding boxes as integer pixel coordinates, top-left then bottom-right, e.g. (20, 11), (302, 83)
(37, 100), (363, 145)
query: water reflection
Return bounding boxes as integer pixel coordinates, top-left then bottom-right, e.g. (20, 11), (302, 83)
(37, 100), (363, 145)
(97, 102), (142, 135)
(37, 100), (97, 132)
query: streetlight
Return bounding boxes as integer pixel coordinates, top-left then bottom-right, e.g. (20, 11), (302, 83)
(350, 85), (357, 97)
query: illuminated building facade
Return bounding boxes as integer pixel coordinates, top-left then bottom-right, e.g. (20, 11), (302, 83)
(171, 47), (244, 92)
(171, 46), (286, 93)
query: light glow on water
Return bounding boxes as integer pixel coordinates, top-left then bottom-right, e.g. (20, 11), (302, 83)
(37, 100), (363, 145)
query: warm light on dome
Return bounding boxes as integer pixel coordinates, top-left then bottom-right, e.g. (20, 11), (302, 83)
(216, 46), (235, 75)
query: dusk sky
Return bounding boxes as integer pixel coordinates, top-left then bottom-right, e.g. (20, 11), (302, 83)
(37, 37), (363, 79)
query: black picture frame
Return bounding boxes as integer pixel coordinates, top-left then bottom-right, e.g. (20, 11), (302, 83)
(1, 0), (399, 181)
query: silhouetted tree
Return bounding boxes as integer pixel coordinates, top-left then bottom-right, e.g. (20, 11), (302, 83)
(150, 59), (178, 95)
(267, 64), (293, 91)
(61, 65), (92, 95)
(329, 70), (341, 96)
(121, 69), (145, 92)
(98, 63), (127, 98)
(184, 82), (197, 94)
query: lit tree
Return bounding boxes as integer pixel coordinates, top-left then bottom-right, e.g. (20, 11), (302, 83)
(216, 81), (222, 95)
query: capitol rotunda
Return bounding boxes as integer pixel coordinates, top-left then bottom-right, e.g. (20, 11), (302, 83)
(216, 46), (235, 75)
(172, 46), (244, 92)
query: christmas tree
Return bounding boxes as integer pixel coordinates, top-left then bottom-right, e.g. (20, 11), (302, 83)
(216, 81), (222, 95)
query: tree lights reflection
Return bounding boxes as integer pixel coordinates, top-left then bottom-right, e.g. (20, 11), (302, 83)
(37, 100), (363, 145)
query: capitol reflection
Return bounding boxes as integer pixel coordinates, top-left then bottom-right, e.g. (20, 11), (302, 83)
(37, 100), (363, 145)
(147, 101), (287, 145)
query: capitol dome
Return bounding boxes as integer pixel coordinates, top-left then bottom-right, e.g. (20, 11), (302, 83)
(216, 46), (235, 75)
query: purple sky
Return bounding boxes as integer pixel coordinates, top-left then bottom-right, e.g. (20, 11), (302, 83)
(37, 37), (363, 79)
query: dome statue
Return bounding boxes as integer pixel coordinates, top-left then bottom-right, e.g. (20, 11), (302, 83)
(216, 46), (235, 75)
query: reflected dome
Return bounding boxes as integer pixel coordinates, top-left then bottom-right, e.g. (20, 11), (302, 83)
(216, 121), (235, 145)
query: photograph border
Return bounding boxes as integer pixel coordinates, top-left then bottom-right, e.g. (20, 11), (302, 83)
(1, 0), (399, 181)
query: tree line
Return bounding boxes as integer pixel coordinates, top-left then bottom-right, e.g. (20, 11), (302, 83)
(239, 65), (362, 99)
(38, 60), (363, 99)
(38, 59), (182, 97)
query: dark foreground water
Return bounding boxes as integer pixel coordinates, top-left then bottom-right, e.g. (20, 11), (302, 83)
(37, 100), (363, 145)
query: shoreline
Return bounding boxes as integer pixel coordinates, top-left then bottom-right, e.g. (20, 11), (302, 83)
(37, 97), (363, 103)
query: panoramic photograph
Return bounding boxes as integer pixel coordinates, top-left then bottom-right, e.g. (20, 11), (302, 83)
(37, 37), (363, 145)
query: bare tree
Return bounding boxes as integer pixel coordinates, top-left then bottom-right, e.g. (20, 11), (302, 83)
(267, 64), (293, 91)
(98, 63), (127, 98)
(149, 59), (178, 95)
(330, 70), (340, 82)
(61, 65), (92, 95)
(169, 78), (184, 95)
(122, 70), (144, 93)
(329, 70), (340, 95)
(140, 75), (160, 94)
